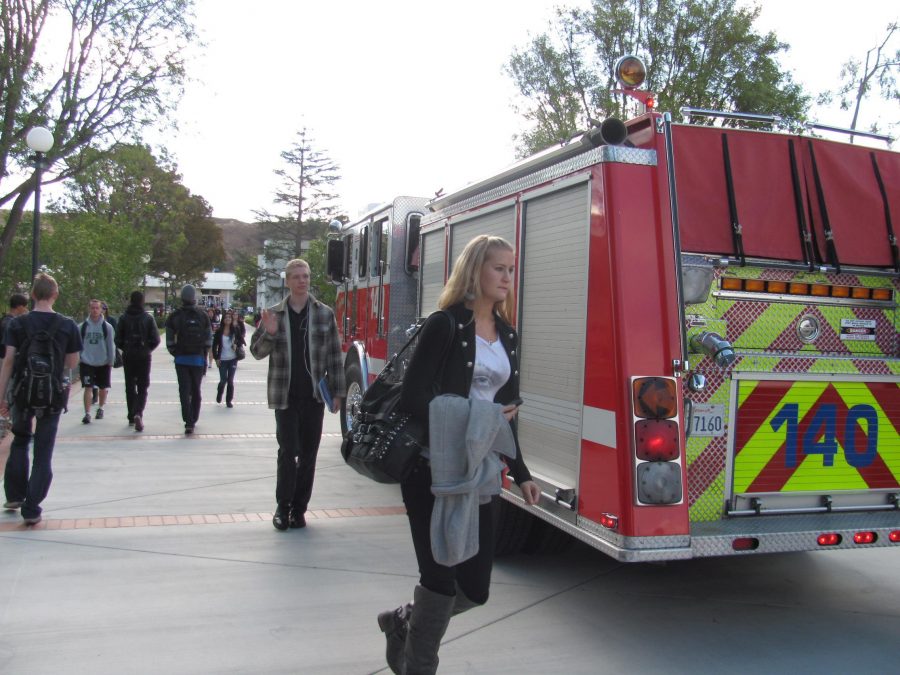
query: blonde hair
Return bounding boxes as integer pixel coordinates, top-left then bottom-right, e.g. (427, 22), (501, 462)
(31, 273), (58, 301)
(438, 235), (515, 323)
(284, 259), (310, 276)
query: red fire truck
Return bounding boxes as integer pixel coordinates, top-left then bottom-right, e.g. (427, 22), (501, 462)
(326, 59), (900, 561)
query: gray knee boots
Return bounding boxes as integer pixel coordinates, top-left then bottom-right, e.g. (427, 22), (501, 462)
(379, 584), (479, 674)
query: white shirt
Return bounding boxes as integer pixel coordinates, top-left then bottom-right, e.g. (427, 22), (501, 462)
(469, 336), (510, 402)
(220, 333), (236, 360)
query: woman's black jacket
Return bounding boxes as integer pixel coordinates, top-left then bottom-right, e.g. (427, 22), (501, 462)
(398, 302), (532, 486)
(211, 322), (246, 361)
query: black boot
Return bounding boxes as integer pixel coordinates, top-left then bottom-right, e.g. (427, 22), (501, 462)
(226, 382), (234, 407)
(377, 602), (412, 674)
(216, 382), (225, 404)
(402, 585), (454, 675)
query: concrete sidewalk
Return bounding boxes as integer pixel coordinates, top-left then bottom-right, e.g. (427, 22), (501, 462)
(1, 353), (899, 674)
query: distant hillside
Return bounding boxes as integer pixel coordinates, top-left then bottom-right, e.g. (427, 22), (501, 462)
(214, 218), (263, 271)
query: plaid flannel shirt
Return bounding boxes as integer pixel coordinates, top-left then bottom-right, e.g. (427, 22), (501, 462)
(249, 294), (346, 410)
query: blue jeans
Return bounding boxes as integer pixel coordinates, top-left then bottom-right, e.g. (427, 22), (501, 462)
(217, 359), (237, 404)
(3, 405), (62, 519)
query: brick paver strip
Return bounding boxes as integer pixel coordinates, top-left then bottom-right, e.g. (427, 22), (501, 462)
(0, 505), (406, 532)
(56, 432), (343, 442)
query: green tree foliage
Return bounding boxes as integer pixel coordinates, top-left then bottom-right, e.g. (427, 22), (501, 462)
(0, 210), (150, 317)
(507, 0), (809, 154)
(305, 236), (336, 307)
(0, 0), (196, 273)
(821, 22), (898, 138)
(255, 128), (341, 267)
(233, 252), (260, 307)
(61, 143), (224, 281)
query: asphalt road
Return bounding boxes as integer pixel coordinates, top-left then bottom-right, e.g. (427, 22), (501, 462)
(0, 352), (897, 674)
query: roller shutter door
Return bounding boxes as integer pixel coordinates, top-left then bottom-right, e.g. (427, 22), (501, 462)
(419, 230), (445, 316)
(449, 206), (516, 273)
(518, 182), (590, 488)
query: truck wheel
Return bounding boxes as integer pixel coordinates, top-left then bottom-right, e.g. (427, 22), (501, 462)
(523, 517), (575, 555)
(493, 498), (534, 557)
(342, 362), (363, 437)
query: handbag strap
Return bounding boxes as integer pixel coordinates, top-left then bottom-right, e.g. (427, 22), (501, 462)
(382, 310), (455, 379)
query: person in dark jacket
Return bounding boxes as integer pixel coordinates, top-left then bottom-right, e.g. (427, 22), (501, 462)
(0, 293), (29, 362)
(115, 291), (161, 432)
(165, 284), (212, 434)
(211, 308), (245, 408)
(378, 235), (541, 675)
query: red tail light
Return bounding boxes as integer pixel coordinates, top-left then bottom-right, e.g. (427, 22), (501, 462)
(635, 419), (679, 461)
(732, 537), (759, 551)
(817, 533), (842, 546)
(599, 513), (618, 530)
(853, 531), (877, 545)
(890, 531), (900, 543)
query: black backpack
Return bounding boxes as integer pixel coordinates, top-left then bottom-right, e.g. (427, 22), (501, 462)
(177, 307), (206, 352)
(13, 314), (68, 415)
(123, 313), (148, 352)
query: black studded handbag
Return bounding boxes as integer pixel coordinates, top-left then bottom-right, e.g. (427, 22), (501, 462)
(341, 311), (454, 483)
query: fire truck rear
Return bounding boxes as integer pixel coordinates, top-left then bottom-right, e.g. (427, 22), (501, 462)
(328, 59), (900, 561)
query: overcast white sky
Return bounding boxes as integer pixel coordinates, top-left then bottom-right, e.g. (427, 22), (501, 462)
(169, 0), (898, 223)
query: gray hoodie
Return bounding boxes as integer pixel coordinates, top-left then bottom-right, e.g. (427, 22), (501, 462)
(79, 317), (116, 366)
(428, 394), (517, 567)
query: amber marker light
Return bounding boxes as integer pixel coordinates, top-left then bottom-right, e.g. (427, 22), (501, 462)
(811, 284), (830, 297)
(767, 281), (788, 293)
(721, 277), (743, 291)
(632, 377), (677, 419)
(744, 279), (765, 292)
(789, 283), (809, 295)
(831, 285), (850, 298)
(615, 55), (647, 89)
(851, 287), (872, 300)
(872, 288), (892, 301)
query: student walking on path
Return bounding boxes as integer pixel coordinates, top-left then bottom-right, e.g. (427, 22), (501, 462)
(79, 299), (116, 424)
(115, 291), (161, 432)
(378, 235), (541, 674)
(212, 308), (245, 408)
(0, 273), (81, 525)
(165, 284), (212, 435)
(250, 258), (345, 531)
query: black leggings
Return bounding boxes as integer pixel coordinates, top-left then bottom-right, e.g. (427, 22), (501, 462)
(400, 463), (498, 603)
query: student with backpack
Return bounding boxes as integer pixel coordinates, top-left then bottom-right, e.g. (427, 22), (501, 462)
(165, 284), (212, 434)
(116, 291), (160, 432)
(0, 273), (81, 525)
(79, 299), (116, 424)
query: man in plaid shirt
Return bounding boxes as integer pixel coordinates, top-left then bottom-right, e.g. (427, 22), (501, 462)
(251, 259), (346, 531)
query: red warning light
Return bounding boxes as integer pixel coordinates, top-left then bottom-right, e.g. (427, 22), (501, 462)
(817, 533), (842, 546)
(853, 531), (877, 544)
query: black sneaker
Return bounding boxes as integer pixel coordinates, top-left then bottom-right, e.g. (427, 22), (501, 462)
(289, 510), (306, 529)
(82, 413), (91, 424)
(134, 415), (144, 432)
(184, 425), (194, 435)
(273, 506), (290, 531)
(95, 408), (104, 420)
(23, 514), (42, 526)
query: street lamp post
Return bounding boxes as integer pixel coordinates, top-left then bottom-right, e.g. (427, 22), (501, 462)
(161, 271), (170, 314)
(280, 270), (286, 300)
(25, 126), (54, 281)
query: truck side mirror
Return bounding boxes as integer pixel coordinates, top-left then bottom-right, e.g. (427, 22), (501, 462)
(326, 239), (345, 284)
